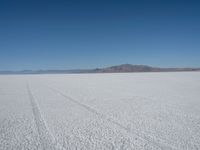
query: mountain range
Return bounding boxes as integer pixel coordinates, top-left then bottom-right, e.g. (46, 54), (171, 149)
(0, 64), (200, 74)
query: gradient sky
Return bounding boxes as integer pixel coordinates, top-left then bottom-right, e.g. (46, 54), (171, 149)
(0, 0), (200, 70)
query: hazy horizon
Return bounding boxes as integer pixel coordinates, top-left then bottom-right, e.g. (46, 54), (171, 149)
(0, 63), (200, 72)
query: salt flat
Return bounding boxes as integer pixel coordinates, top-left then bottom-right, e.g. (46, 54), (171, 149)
(0, 72), (200, 150)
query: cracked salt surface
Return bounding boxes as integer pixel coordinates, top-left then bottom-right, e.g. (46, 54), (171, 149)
(0, 72), (200, 149)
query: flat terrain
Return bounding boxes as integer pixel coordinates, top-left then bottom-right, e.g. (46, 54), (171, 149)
(0, 72), (200, 150)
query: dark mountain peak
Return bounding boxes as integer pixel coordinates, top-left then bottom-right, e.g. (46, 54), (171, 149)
(97, 64), (155, 73)
(93, 64), (200, 73)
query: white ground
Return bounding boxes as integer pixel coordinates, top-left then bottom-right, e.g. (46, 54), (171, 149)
(0, 72), (200, 150)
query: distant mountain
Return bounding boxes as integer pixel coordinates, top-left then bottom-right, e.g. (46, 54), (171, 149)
(93, 64), (157, 73)
(0, 64), (200, 74)
(92, 64), (200, 73)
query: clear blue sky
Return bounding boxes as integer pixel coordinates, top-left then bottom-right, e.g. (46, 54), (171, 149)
(0, 0), (200, 70)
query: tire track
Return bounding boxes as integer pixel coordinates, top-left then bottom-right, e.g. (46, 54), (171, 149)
(49, 87), (178, 150)
(26, 83), (65, 150)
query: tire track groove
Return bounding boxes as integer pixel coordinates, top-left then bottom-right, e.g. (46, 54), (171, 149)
(27, 83), (66, 150)
(49, 87), (177, 150)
